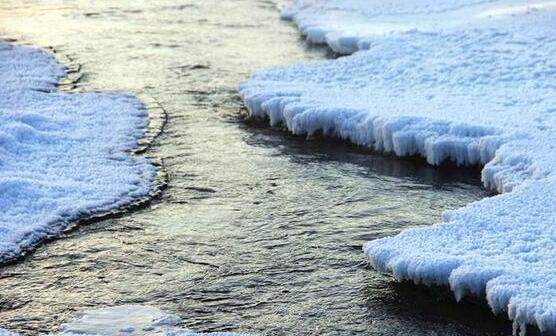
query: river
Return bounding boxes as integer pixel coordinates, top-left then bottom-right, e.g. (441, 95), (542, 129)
(0, 1), (512, 335)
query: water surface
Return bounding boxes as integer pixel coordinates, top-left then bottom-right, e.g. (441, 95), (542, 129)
(0, 1), (512, 335)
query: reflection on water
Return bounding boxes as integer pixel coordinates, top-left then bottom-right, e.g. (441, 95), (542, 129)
(0, 1), (512, 335)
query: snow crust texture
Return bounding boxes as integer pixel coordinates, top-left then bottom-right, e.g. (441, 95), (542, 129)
(0, 43), (154, 262)
(240, 0), (556, 334)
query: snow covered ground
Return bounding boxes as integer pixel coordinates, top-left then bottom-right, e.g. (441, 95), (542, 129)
(0, 42), (155, 262)
(240, 0), (556, 334)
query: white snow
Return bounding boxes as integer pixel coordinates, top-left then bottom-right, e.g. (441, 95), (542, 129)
(52, 305), (254, 336)
(0, 330), (17, 336)
(240, 0), (556, 334)
(0, 42), (155, 262)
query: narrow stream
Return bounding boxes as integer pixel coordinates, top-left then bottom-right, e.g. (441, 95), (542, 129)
(0, 1), (512, 335)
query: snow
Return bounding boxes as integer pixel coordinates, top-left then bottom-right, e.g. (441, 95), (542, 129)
(0, 42), (155, 262)
(240, 0), (556, 334)
(51, 305), (254, 336)
(281, 0), (556, 54)
(0, 330), (17, 336)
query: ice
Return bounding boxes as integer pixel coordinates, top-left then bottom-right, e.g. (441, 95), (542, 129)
(51, 305), (254, 336)
(0, 330), (17, 336)
(55, 305), (177, 336)
(240, 1), (556, 334)
(0, 42), (155, 262)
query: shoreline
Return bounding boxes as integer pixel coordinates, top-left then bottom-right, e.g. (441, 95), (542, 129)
(240, 1), (556, 334)
(0, 38), (168, 266)
(0, 1), (519, 334)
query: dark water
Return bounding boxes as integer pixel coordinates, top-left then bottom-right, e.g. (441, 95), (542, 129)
(0, 1), (513, 335)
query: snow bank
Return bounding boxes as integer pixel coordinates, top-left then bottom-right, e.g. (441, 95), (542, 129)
(0, 42), (155, 262)
(282, 0), (556, 54)
(52, 305), (254, 336)
(240, 1), (556, 334)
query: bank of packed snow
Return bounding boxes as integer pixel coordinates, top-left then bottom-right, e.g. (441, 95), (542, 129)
(240, 0), (556, 334)
(0, 42), (155, 262)
(52, 305), (253, 336)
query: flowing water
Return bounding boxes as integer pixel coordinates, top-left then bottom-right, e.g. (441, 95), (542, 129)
(0, 1), (513, 335)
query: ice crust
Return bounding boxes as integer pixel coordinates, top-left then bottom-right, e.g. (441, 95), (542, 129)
(0, 42), (155, 262)
(0, 330), (17, 336)
(240, 0), (556, 334)
(51, 305), (254, 336)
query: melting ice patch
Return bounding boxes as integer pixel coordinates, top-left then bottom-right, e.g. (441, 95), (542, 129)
(241, 0), (556, 334)
(51, 305), (253, 336)
(0, 42), (155, 262)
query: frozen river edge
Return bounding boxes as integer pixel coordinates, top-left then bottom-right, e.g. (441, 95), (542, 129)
(0, 40), (166, 265)
(0, 38), (255, 336)
(240, 1), (556, 334)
